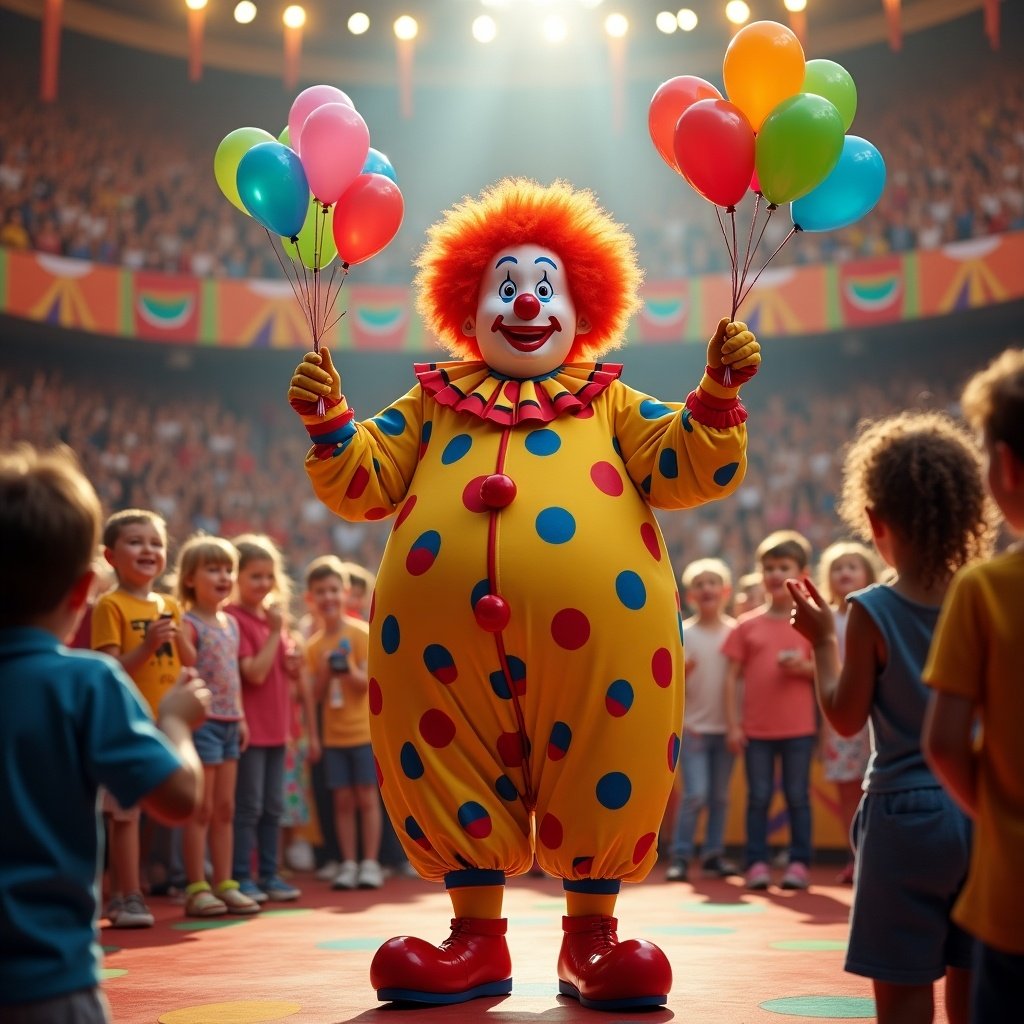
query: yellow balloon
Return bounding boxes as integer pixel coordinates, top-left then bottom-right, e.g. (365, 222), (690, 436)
(283, 196), (338, 270)
(723, 20), (805, 132)
(214, 127), (275, 214)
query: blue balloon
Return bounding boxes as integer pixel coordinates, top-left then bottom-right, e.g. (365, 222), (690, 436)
(236, 142), (309, 238)
(790, 135), (886, 233)
(361, 147), (397, 184)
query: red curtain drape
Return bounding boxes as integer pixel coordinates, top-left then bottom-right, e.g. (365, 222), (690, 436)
(882, 0), (902, 52)
(40, 0), (63, 102)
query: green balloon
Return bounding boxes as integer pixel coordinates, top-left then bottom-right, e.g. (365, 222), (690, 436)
(278, 125), (291, 148)
(802, 59), (857, 132)
(283, 195), (338, 270)
(214, 126), (276, 214)
(755, 94), (845, 206)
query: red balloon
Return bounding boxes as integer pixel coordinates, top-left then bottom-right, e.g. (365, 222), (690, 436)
(332, 173), (404, 266)
(673, 99), (755, 208)
(649, 76), (723, 171)
(750, 168), (762, 194)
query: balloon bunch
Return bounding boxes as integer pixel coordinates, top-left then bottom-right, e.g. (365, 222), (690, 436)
(649, 21), (885, 322)
(215, 84), (404, 408)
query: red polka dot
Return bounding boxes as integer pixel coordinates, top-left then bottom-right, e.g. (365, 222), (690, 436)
(346, 465), (370, 499)
(632, 831), (657, 865)
(368, 677), (382, 715)
(419, 709), (456, 748)
(394, 494), (417, 532)
(538, 813), (564, 849)
(462, 475), (489, 513)
(590, 461), (624, 496)
(573, 404), (595, 419)
(551, 608), (591, 650)
(374, 755), (383, 788)
(640, 522), (661, 560)
(365, 507), (390, 520)
(497, 731), (525, 767)
(652, 647), (673, 687)
(406, 548), (436, 576)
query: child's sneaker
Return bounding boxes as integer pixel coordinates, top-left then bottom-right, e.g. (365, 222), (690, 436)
(357, 859), (384, 889)
(314, 859), (340, 882)
(744, 862), (771, 891)
(261, 874), (301, 901)
(285, 839), (316, 873)
(665, 859), (688, 882)
(781, 862), (810, 891)
(238, 878), (269, 904)
(112, 891), (155, 928)
(701, 854), (740, 878)
(332, 860), (359, 890)
(103, 896), (124, 924)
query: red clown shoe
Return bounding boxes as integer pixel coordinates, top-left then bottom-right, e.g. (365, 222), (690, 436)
(370, 917), (513, 1004)
(557, 914), (672, 1010)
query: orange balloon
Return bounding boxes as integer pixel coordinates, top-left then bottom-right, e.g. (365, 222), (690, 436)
(723, 20), (805, 132)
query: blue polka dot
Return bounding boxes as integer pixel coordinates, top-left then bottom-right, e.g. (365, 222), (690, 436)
(659, 448), (678, 479)
(639, 399), (672, 419)
(615, 570), (646, 610)
(641, 474), (652, 495)
(678, 610), (685, 646)
(596, 772), (631, 809)
(441, 434), (473, 465)
(400, 742), (424, 779)
(489, 668), (512, 700)
(681, 409), (694, 433)
(458, 801), (492, 838)
(535, 507), (576, 544)
(373, 408), (407, 436)
(668, 733), (680, 771)
(524, 429), (561, 456)
(612, 437), (622, 457)
(381, 615), (400, 653)
(421, 421), (432, 445)
(495, 775), (519, 801)
(372, 457), (381, 475)
(713, 461), (739, 486)
(548, 721), (572, 761)
(489, 656), (526, 700)
(405, 815), (426, 841)
(423, 644), (457, 684)
(606, 679), (634, 716)
(470, 578), (490, 609)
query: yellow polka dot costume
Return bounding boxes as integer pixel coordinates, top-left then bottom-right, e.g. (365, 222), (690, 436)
(296, 180), (752, 889)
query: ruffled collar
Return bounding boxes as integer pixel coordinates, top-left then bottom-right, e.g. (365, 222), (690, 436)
(413, 360), (623, 427)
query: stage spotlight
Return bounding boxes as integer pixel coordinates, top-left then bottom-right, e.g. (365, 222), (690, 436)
(605, 13), (628, 38)
(348, 12), (370, 34)
(725, 1), (750, 26)
(541, 14), (567, 44)
(233, 1), (256, 23)
(656, 11), (677, 34)
(185, 0), (207, 10)
(283, 4), (305, 29)
(784, 0), (807, 10)
(394, 15), (418, 40)
(472, 15), (498, 43)
(677, 8), (698, 31)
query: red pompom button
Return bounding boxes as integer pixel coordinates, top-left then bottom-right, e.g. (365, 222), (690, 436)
(474, 594), (511, 632)
(480, 473), (517, 510)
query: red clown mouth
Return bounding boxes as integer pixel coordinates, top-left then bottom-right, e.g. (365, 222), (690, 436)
(491, 315), (562, 352)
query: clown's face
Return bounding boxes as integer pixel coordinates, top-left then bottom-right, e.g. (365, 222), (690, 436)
(463, 244), (590, 378)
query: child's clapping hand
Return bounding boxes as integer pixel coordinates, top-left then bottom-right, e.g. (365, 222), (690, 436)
(158, 669), (211, 729)
(786, 577), (836, 647)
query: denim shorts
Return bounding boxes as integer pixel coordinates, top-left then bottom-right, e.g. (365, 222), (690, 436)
(846, 787), (974, 984)
(323, 743), (376, 788)
(192, 719), (241, 765)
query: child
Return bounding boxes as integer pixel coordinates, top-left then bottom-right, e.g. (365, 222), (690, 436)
(0, 444), (207, 1022)
(723, 529), (816, 891)
(816, 541), (878, 884)
(303, 556), (378, 889)
(226, 533), (302, 903)
(789, 410), (994, 1024)
(340, 560), (376, 620)
(667, 558), (738, 882)
(92, 508), (197, 928)
(177, 534), (261, 917)
(923, 348), (1024, 1022)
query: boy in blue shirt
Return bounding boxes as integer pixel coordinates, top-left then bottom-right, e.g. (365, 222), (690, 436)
(0, 444), (208, 1022)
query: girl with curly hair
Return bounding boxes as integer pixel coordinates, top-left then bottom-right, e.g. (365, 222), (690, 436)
(288, 178), (761, 1010)
(789, 410), (996, 1024)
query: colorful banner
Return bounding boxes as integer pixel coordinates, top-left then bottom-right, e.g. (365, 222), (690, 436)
(0, 233), (1021, 350)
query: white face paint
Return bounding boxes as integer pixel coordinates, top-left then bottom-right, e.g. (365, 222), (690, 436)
(462, 243), (590, 378)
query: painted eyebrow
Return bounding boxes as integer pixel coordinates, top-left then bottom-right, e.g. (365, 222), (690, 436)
(495, 256), (518, 268)
(534, 257), (557, 268)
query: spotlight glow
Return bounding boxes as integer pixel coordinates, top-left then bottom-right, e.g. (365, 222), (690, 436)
(541, 14), (567, 43)
(234, 1), (256, 23)
(394, 15), (418, 40)
(605, 13), (628, 37)
(282, 5), (305, 29)
(348, 12), (369, 34)
(784, 0), (807, 11)
(185, 0), (207, 10)
(725, 1), (750, 24)
(677, 8), (698, 31)
(472, 15), (498, 43)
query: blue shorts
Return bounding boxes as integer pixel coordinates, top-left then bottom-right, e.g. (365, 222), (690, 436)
(192, 719), (242, 765)
(846, 787), (974, 984)
(323, 743), (376, 789)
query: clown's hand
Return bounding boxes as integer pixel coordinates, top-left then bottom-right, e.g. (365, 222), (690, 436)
(289, 348), (351, 445)
(707, 318), (761, 373)
(687, 318), (760, 428)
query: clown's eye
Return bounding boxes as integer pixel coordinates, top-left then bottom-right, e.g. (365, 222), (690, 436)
(535, 274), (553, 301)
(499, 274), (517, 301)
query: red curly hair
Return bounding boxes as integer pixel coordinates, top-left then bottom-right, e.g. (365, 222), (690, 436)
(415, 178), (643, 361)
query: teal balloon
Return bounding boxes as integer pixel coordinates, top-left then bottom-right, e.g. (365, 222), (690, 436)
(361, 147), (397, 184)
(791, 136), (886, 232)
(802, 59), (857, 132)
(236, 142), (309, 238)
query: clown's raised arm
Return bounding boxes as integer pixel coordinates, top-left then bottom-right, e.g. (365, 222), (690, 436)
(287, 178), (760, 1014)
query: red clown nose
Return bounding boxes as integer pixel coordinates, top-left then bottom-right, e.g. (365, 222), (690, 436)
(513, 293), (541, 320)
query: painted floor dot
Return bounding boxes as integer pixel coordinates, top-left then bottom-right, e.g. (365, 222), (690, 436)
(101, 945), (120, 954)
(158, 1002), (302, 1024)
(258, 908), (313, 918)
(771, 939), (848, 951)
(316, 937), (385, 951)
(100, 967), (128, 980)
(679, 900), (766, 914)
(760, 995), (876, 1018)
(171, 918), (251, 931)
(512, 982), (557, 998)
(648, 924), (737, 936)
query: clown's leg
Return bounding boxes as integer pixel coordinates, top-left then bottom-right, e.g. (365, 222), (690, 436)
(370, 870), (512, 1005)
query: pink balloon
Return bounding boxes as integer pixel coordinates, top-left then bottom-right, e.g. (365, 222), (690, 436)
(332, 173), (404, 266)
(299, 103), (370, 206)
(750, 168), (762, 194)
(288, 84), (353, 155)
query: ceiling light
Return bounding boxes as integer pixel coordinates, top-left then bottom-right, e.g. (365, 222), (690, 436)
(677, 8), (698, 31)
(605, 13), (628, 38)
(784, 0), (807, 11)
(282, 5), (305, 29)
(394, 15), (418, 41)
(185, 0), (208, 10)
(656, 11), (677, 34)
(541, 14), (567, 44)
(472, 15), (498, 43)
(725, 2), (750, 26)
(348, 12), (369, 34)
(234, 1), (256, 23)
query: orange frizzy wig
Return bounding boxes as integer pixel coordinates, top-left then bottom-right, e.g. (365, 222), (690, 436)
(415, 178), (643, 362)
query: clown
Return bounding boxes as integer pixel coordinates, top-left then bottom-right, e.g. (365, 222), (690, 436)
(288, 179), (760, 1010)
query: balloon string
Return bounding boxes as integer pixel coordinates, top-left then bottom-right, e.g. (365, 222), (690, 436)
(738, 191), (762, 298)
(737, 202), (776, 305)
(736, 226), (799, 312)
(714, 206), (736, 308)
(263, 228), (313, 339)
(321, 261), (347, 334)
(322, 262), (351, 335)
(730, 207), (739, 320)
